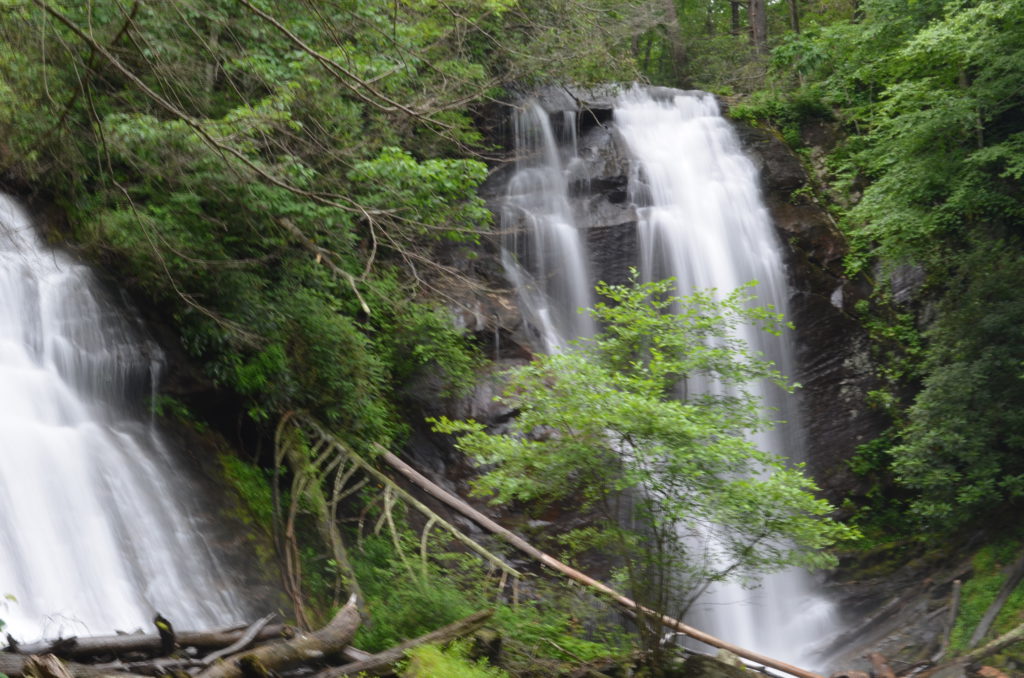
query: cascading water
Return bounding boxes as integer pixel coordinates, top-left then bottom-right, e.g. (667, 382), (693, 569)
(613, 86), (838, 667)
(0, 195), (247, 639)
(500, 87), (840, 668)
(501, 101), (595, 352)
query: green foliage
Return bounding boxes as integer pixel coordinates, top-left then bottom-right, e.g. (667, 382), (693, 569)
(948, 538), (1024, 654)
(401, 641), (509, 678)
(434, 276), (856, 651)
(220, 455), (275, 533)
(889, 246), (1024, 524)
(729, 86), (833, 147)
(352, 535), (477, 652)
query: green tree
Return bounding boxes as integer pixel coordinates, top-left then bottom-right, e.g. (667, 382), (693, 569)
(434, 276), (855, 659)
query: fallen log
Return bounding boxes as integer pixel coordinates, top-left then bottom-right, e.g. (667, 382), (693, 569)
(315, 609), (493, 678)
(10, 625), (289, 660)
(196, 595), (360, 678)
(0, 653), (149, 678)
(377, 446), (826, 678)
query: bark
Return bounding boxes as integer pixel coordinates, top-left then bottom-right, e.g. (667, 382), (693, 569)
(195, 596), (360, 678)
(0, 654), (148, 678)
(378, 448), (825, 678)
(315, 610), (493, 678)
(787, 0), (800, 34)
(23, 655), (74, 678)
(202, 615), (277, 665)
(13, 625), (289, 661)
(749, 0), (768, 53)
(867, 653), (895, 678)
(730, 1), (742, 35)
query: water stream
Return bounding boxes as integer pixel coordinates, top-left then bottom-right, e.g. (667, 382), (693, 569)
(501, 87), (839, 668)
(0, 195), (246, 640)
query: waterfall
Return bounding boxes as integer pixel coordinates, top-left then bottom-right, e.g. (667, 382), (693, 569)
(0, 195), (247, 640)
(614, 86), (838, 668)
(500, 87), (840, 668)
(501, 101), (595, 353)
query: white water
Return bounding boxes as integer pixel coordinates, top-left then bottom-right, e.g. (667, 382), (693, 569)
(0, 195), (246, 639)
(614, 87), (838, 667)
(501, 87), (840, 668)
(501, 102), (595, 352)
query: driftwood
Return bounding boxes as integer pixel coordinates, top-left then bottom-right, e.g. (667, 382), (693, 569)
(316, 609), (493, 678)
(968, 550), (1024, 649)
(376, 446), (826, 678)
(201, 615), (276, 665)
(195, 595), (360, 678)
(11, 625), (289, 660)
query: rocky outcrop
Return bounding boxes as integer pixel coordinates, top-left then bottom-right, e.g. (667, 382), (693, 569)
(732, 121), (887, 501)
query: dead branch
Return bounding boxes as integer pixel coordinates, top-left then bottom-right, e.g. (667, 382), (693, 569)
(201, 615), (277, 665)
(374, 443), (825, 678)
(969, 550), (1024, 649)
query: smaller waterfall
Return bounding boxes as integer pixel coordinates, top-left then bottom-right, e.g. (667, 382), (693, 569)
(501, 102), (595, 352)
(614, 86), (838, 667)
(0, 195), (247, 639)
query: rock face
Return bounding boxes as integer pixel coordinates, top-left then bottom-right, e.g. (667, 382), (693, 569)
(732, 121), (887, 501)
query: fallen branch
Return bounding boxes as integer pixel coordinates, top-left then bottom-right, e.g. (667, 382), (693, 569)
(374, 445), (825, 678)
(195, 595), (360, 678)
(969, 550), (1024, 648)
(315, 610), (494, 678)
(922, 620), (1024, 677)
(932, 579), (962, 663)
(202, 615), (277, 665)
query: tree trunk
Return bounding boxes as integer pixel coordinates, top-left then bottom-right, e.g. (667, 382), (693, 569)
(731, 1), (742, 35)
(195, 596), (360, 678)
(315, 610), (493, 678)
(749, 0), (767, 53)
(788, 0), (800, 33)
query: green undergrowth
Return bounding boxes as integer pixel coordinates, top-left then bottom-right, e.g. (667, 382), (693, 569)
(350, 533), (627, 674)
(401, 641), (510, 678)
(949, 535), (1024, 657)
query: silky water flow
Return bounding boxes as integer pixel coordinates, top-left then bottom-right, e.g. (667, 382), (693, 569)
(0, 195), (246, 640)
(500, 88), (841, 669)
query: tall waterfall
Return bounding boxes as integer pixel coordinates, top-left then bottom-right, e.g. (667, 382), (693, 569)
(501, 87), (839, 668)
(615, 86), (837, 667)
(0, 195), (246, 639)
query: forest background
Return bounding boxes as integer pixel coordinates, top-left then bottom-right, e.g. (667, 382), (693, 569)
(2, 0), (1024, 675)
